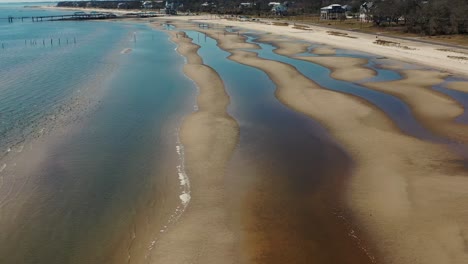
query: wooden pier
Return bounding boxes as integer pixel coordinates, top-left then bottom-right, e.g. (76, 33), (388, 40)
(2, 12), (162, 23)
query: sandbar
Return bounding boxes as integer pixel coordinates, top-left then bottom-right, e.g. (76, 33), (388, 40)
(446, 81), (468, 93)
(146, 30), (240, 263)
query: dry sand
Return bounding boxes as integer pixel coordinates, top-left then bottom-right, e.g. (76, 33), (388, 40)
(190, 26), (468, 264)
(146, 30), (240, 263)
(160, 15), (468, 77)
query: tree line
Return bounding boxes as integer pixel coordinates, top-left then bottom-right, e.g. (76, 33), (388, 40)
(370, 0), (468, 35)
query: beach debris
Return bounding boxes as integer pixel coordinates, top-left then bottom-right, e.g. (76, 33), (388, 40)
(437, 48), (468, 55)
(272, 21), (289, 26)
(373, 39), (416, 50)
(293, 24), (312, 30)
(326, 31), (357, 38)
(447, 55), (468, 61)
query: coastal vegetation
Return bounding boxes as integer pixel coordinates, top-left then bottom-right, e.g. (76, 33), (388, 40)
(57, 0), (468, 36)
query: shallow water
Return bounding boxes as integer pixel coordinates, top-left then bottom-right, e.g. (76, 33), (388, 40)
(186, 30), (375, 264)
(0, 6), (196, 263)
(246, 35), (445, 143)
(433, 77), (468, 124)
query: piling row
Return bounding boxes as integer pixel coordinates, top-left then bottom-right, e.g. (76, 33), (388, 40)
(1, 37), (77, 50)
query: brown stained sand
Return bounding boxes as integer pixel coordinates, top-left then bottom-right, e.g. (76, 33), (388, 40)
(147, 31), (240, 263)
(201, 30), (374, 264)
(365, 70), (468, 142)
(298, 56), (376, 82)
(209, 31), (468, 264)
(446, 81), (468, 93)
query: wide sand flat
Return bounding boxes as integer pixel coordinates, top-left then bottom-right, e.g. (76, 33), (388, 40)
(193, 26), (468, 264)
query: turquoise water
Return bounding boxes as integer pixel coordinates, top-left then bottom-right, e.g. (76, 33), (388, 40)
(0, 4), (195, 263)
(0, 5), (123, 152)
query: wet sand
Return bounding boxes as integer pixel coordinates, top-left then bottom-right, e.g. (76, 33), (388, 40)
(204, 30), (376, 264)
(447, 81), (468, 93)
(188, 26), (468, 264)
(297, 56), (376, 82)
(146, 30), (240, 263)
(364, 70), (468, 142)
(252, 37), (376, 82)
(259, 37), (467, 142)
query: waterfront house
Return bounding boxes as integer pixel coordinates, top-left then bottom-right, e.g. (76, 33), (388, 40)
(320, 4), (345, 20)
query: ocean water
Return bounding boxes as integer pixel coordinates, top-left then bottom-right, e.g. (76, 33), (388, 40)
(0, 4), (195, 263)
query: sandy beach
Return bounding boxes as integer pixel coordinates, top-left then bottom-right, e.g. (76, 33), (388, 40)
(144, 17), (468, 264)
(161, 15), (468, 77)
(19, 7), (468, 263)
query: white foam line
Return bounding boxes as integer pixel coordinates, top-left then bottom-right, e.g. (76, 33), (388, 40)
(0, 164), (6, 173)
(145, 127), (192, 259)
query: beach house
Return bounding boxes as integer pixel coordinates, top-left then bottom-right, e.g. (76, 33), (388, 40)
(320, 4), (345, 20)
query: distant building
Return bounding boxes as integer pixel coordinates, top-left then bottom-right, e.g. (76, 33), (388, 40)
(142, 1), (152, 9)
(239, 2), (256, 9)
(359, 2), (374, 21)
(320, 4), (345, 20)
(271, 3), (287, 15)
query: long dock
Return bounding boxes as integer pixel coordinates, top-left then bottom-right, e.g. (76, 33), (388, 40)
(2, 12), (162, 23)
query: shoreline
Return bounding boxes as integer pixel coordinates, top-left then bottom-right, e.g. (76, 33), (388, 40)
(249, 35), (468, 144)
(7, 7), (468, 263)
(38, 5), (467, 77)
(155, 15), (468, 77)
(166, 23), (468, 264)
(146, 28), (241, 263)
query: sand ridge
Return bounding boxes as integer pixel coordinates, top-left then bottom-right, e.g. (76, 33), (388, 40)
(446, 81), (468, 93)
(146, 30), (240, 263)
(364, 70), (468, 142)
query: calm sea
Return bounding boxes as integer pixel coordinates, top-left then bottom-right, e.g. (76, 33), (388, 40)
(0, 3), (196, 263)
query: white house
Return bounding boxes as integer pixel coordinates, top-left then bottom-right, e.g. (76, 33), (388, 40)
(142, 1), (153, 9)
(271, 3), (287, 15)
(320, 4), (346, 20)
(239, 2), (254, 9)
